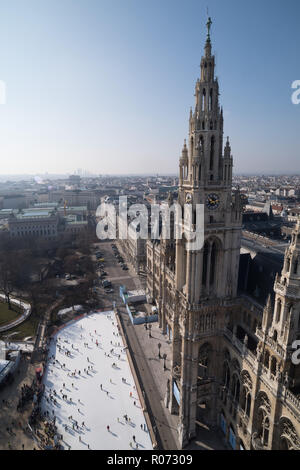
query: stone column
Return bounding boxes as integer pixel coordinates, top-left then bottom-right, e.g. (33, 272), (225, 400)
(194, 251), (202, 302)
(186, 250), (192, 302)
(206, 243), (212, 293)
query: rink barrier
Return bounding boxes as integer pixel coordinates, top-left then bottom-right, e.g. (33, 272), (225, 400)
(115, 310), (159, 450)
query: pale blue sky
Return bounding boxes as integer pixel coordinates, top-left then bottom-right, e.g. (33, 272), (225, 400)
(0, 0), (299, 175)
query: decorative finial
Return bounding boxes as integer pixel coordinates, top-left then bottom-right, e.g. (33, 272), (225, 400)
(206, 17), (212, 39)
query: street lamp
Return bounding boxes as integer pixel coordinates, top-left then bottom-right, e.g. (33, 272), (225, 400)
(148, 324), (152, 338)
(158, 343), (162, 359)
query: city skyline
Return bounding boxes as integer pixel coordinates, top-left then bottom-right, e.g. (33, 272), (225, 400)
(0, 0), (299, 175)
(0, 3), (300, 451)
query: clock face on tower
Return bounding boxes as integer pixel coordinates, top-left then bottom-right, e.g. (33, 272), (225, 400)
(185, 192), (192, 204)
(206, 193), (220, 210)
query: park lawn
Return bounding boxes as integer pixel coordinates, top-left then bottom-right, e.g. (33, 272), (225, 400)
(0, 313), (39, 341)
(0, 300), (22, 326)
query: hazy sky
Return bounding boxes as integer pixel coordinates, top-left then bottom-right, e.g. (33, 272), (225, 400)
(0, 0), (299, 176)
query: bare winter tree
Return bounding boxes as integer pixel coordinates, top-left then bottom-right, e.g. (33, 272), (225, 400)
(0, 255), (14, 309)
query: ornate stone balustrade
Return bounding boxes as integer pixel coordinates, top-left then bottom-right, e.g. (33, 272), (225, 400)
(256, 328), (285, 359)
(283, 386), (300, 414)
(274, 281), (300, 299)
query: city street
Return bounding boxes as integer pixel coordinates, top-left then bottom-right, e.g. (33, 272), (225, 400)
(91, 240), (227, 450)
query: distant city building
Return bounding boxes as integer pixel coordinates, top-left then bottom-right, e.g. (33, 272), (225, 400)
(68, 174), (81, 186)
(8, 209), (59, 240)
(7, 204), (88, 240)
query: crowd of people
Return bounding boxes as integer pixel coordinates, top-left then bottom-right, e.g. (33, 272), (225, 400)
(17, 382), (35, 411)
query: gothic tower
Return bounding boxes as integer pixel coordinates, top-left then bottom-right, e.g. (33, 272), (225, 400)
(166, 18), (243, 447)
(147, 17), (300, 451)
(262, 218), (300, 387)
(176, 18), (241, 302)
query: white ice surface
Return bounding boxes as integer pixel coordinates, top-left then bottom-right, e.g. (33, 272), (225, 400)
(41, 310), (153, 450)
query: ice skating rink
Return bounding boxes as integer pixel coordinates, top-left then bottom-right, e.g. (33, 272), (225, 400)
(41, 310), (153, 450)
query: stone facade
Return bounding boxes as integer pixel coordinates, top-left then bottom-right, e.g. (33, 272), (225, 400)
(146, 20), (300, 450)
(8, 211), (59, 240)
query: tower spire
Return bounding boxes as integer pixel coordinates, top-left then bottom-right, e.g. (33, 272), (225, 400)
(204, 16), (212, 58)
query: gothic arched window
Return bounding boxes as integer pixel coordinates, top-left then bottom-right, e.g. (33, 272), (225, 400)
(294, 258), (298, 274)
(202, 241), (209, 286)
(271, 356), (277, 375)
(210, 241), (217, 285)
(264, 350), (270, 369)
(231, 374), (240, 403)
(279, 417), (300, 450)
(209, 88), (213, 111)
(276, 299), (282, 323)
(210, 136), (215, 171)
(222, 361), (230, 389)
(202, 89), (206, 111)
(190, 136), (194, 158)
(199, 135), (204, 152)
